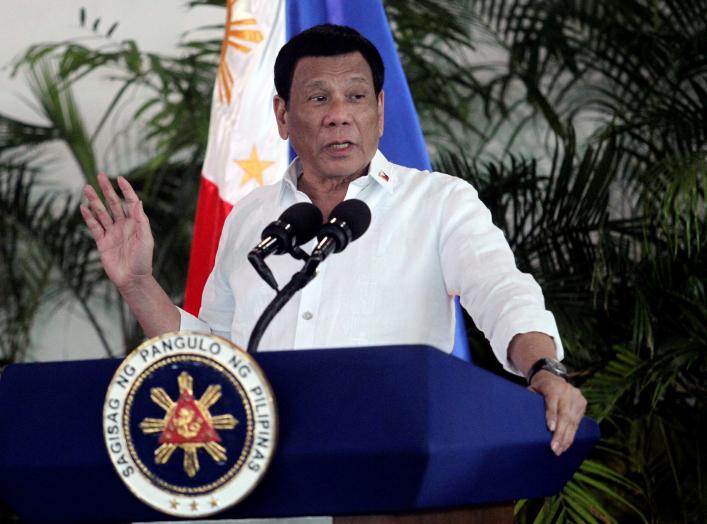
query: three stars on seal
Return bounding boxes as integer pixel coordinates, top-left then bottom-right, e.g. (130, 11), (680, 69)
(139, 371), (238, 477)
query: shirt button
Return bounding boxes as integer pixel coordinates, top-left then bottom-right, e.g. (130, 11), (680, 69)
(302, 311), (313, 320)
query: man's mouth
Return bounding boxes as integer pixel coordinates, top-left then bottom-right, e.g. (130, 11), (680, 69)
(326, 141), (353, 151)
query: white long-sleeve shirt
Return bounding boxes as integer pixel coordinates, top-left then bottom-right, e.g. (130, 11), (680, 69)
(179, 150), (562, 373)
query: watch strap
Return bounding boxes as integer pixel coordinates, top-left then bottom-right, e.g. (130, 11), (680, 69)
(526, 357), (569, 385)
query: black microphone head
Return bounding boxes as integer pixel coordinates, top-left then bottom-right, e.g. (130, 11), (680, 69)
(327, 199), (371, 241)
(262, 202), (323, 253)
(279, 202), (323, 244)
(317, 199), (371, 253)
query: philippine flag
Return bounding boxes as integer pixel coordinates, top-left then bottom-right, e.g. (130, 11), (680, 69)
(183, 0), (470, 360)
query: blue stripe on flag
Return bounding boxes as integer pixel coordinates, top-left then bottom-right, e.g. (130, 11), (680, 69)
(285, 0), (470, 361)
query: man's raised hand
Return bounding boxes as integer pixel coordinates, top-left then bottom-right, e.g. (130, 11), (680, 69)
(80, 173), (179, 337)
(79, 173), (154, 292)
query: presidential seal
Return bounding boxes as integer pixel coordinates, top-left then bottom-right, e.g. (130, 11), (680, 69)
(103, 332), (277, 517)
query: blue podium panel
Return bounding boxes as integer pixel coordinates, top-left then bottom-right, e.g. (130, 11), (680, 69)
(0, 346), (599, 523)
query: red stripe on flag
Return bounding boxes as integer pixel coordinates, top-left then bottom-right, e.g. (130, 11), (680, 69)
(183, 176), (233, 315)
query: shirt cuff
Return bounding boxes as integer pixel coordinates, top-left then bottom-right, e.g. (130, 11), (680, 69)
(491, 311), (565, 376)
(177, 307), (213, 334)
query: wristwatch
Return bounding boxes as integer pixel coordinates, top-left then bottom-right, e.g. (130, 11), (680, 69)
(526, 358), (569, 385)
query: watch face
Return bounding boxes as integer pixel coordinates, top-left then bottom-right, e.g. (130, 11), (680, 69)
(547, 359), (567, 374)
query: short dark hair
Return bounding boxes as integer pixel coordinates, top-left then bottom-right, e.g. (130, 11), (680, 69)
(274, 24), (385, 104)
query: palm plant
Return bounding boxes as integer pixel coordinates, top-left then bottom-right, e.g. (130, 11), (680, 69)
(387, 0), (706, 522)
(0, 5), (220, 356)
(1, 160), (98, 362)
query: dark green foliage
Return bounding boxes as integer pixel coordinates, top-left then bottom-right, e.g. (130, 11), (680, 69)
(0, 161), (107, 361)
(386, 0), (705, 522)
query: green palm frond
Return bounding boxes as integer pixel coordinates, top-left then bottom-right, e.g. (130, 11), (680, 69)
(0, 161), (111, 360)
(584, 347), (645, 422)
(0, 114), (58, 155)
(385, 0), (498, 150)
(413, 0), (707, 178)
(641, 152), (706, 256)
(515, 458), (648, 524)
(15, 21), (218, 188)
(24, 60), (99, 187)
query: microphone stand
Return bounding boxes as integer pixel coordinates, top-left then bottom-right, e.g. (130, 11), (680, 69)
(246, 257), (321, 354)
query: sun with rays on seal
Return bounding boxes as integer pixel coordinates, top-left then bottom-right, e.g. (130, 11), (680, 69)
(139, 371), (238, 477)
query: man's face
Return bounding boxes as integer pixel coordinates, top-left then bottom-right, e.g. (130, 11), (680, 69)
(274, 52), (384, 182)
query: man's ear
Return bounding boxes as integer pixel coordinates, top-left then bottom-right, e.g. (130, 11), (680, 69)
(377, 90), (384, 138)
(273, 96), (288, 140)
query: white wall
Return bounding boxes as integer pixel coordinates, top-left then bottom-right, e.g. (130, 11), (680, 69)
(0, 1), (223, 361)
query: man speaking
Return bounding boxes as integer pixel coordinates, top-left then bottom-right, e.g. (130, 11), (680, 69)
(80, 24), (586, 456)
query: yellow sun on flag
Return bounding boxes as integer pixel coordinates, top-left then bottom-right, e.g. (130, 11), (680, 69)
(235, 146), (275, 187)
(217, 0), (266, 105)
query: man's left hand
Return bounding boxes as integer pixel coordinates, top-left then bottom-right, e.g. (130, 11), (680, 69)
(529, 371), (587, 456)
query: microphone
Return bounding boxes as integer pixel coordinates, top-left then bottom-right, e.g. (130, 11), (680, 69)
(310, 199), (371, 263)
(250, 202), (323, 258)
(248, 203), (323, 290)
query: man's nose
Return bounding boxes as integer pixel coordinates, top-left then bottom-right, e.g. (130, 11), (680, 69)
(323, 97), (351, 126)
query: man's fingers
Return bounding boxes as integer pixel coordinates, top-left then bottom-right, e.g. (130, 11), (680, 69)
(121, 178), (149, 226)
(117, 177), (151, 232)
(133, 201), (153, 244)
(560, 420), (580, 454)
(531, 373), (588, 456)
(550, 390), (587, 455)
(551, 404), (574, 455)
(98, 172), (126, 221)
(84, 184), (114, 230)
(117, 176), (140, 205)
(553, 411), (580, 455)
(79, 203), (105, 241)
(543, 387), (559, 433)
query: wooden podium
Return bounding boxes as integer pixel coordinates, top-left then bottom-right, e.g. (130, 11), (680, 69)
(0, 345), (599, 523)
(335, 503), (513, 523)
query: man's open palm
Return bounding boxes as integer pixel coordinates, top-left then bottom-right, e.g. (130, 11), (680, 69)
(80, 173), (154, 291)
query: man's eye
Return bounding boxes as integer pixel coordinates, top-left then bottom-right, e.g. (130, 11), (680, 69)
(350, 93), (366, 100)
(309, 95), (327, 102)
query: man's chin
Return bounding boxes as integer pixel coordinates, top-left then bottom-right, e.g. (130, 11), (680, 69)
(319, 158), (370, 179)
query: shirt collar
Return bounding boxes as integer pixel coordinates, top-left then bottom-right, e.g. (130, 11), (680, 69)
(279, 157), (300, 202)
(279, 149), (396, 203)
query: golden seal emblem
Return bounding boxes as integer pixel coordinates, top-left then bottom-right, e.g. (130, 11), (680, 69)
(103, 332), (278, 517)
